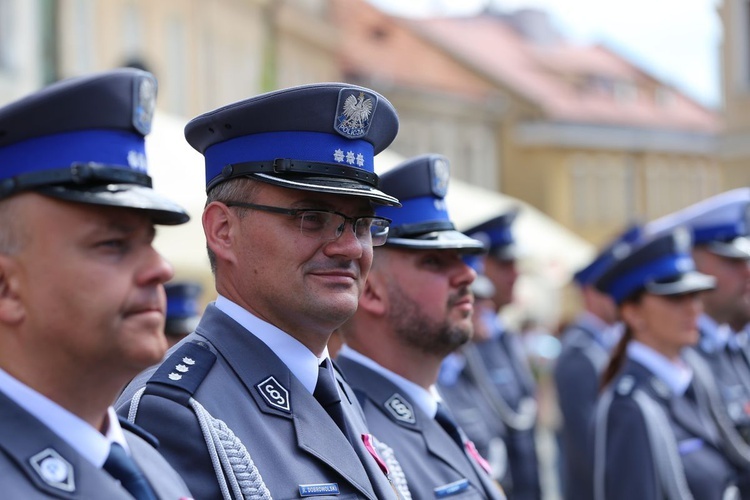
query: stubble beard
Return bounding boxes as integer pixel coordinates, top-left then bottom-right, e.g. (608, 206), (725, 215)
(387, 282), (472, 358)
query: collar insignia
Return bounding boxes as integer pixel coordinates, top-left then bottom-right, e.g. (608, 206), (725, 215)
(29, 448), (75, 492)
(256, 376), (291, 412)
(384, 393), (416, 424)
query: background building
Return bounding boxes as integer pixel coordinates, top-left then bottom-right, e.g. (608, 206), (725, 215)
(0, 0), (726, 328)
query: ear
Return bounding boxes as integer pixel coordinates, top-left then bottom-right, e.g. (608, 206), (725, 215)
(202, 201), (237, 266)
(358, 267), (388, 316)
(0, 255), (25, 325)
(620, 302), (642, 333)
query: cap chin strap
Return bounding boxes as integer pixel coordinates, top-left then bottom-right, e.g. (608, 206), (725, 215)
(209, 158), (380, 192)
(0, 162), (152, 199)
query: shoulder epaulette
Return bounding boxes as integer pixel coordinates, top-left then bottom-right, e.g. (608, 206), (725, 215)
(145, 340), (216, 403)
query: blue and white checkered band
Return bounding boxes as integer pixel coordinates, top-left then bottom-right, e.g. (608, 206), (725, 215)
(203, 131), (375, 187)
(430, 156), (450, 198)
(334, 88), (378, 139)
(376, 194), (450, 229)
(0, 130), (149, 179)
(607, 251), (696, 304)
(132, 75), (156, 135)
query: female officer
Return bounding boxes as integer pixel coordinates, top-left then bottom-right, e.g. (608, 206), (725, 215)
(592, 226), (741, 500)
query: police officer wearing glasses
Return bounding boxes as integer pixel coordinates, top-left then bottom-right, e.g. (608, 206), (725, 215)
(117, 83), (405, 499)
(0, 69), (193, 499)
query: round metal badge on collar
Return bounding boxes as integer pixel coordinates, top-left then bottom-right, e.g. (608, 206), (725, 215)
(29, 448), (75, 493)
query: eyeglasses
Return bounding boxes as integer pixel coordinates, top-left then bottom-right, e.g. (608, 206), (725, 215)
(223, 201), (391, 247)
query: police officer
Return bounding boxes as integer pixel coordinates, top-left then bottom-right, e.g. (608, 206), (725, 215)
(117, 83), (404, 499)
(164, 281), (204, 348)
(336, 154), (506, 499)
(0, 69), (193, 499)
(553, 225), (638, 500)
(645, 189), (750, 492)
(593, 227), (741, 500)
(437, 210), (541, 500)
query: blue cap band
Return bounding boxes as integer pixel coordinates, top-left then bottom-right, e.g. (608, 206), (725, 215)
(607, 252), (695, 303)
(166, 296), (199, 318)
(694, 223), (744, 244)
(477, 226), (514, 249)
(0, 129), (147, 177)
(377, 195), (448, 228)
(204, 131), (374, 186)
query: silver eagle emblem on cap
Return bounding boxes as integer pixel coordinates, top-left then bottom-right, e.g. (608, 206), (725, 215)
(334, 89), (376, 139)
(430, 157), (450, 198)
(132, 75), (157, 135)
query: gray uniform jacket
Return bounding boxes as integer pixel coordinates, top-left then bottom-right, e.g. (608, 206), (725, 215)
(116, 304), (399, 500)
(439, 332), (540, 500)
(553, 320), (610, 500)
(336, 355), (506, 500)
(593, 358), (739, 500)
(0, 390), (192, 499)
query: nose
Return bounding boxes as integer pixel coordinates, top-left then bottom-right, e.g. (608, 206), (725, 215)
(454, 260), (477, 288)
(139, 245), (175, 286)
(324, 220), (365, 258)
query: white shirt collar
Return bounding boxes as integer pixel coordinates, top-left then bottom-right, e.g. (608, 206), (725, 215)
(699, 313), (732, 349)
(0, 368), (128, 467)
(627, 341), (693, 396)
(215, 295), (327, 394)
(338, 345), (439, 417)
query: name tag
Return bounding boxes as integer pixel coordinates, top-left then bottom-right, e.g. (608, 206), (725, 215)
(434, 478), (470, 498)
(299, 483), (340, 497)
(677, 438), (704, 455)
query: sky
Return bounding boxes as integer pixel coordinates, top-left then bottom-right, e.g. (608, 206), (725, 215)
(367, 0), (722, 109)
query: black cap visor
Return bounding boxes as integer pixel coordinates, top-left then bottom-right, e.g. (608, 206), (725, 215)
(37, 183), (190, 225)
(165, 316), (200, 337)
(251, 172), (400, 207)
(489, 244), (520, 262)
(644, 271), (716, 297)
(386, 229), (486, 254)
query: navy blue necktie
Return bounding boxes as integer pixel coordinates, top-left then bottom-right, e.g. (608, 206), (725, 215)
(435, 402), (464, 449)
(314, 359), (350, 439)
(103, 443), (158, 500)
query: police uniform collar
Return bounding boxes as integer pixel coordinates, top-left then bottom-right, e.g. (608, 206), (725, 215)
(214, 295), (321, 394)
(627, 341), (692, 397)
(0, 368), (124, 468)
(337, 345), (438, 418)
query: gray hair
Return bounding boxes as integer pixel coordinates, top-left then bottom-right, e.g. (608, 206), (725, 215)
(204, 178), (261, 274)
